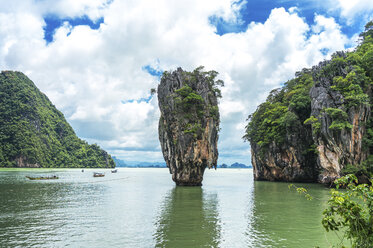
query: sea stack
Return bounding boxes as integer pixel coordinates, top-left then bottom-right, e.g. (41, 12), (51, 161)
(157, 67), (222, 186)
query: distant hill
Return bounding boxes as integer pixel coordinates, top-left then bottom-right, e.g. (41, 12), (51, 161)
(0, 71), (115, 168)
(113, 157), (166, 168)
(230, 162), (251, 168)
(219, 163), (228, 168)
(112, 157), (251, 169)
(217, 162), (252, 168)
(112, 156), (127, 167)
(135, 161), (167, 167)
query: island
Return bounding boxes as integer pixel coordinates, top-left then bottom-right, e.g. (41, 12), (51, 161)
(157, 67), (223, 186)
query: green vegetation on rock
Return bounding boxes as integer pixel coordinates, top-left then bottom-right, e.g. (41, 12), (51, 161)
(245, 21), (373, 179)
(324, 107), (353, 131)
(243, 70), (314, 152)
(0, 71), (114, 168)
(166, 66), (223, 139)
(158, 66), (222, 185)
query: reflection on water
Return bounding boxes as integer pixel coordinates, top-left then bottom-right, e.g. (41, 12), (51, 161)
(154, 187), (221, 248)
(0, 168), (347, 248)
(0, 170), (108, 247)
(249, 181), (343, 248)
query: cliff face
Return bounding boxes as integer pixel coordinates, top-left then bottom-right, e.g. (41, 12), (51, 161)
(158, 67), (221, 186)
(251, 124), (318, 182)
(309, 56), (370, 184)
(245, 71), (320, 182)
(246, 32), (373, 183)
(0, 71), (115, 168)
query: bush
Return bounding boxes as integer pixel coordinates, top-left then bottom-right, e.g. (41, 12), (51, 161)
(290, 174), (373, 248)
(322, 175), (373, 248)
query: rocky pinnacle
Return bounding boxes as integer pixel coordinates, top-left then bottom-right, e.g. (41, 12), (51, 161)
(157, 67), (221, 186)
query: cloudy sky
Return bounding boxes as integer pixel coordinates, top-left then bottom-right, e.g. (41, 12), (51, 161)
(0, 0), (372, 165)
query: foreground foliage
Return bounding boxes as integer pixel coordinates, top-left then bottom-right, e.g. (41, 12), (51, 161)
(290, 174), (373, 248)
(0, 71), (114, 168)
(323, 175), (373, 248)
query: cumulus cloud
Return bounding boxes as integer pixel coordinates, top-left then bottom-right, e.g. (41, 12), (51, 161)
(336, 0), (373, 21)
(0, 0), (360, 164)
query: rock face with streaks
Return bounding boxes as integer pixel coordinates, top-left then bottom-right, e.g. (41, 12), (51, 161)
(157, 67), (222, 186)
(250, 126), (318, 182)
(309, 54), (370, 184)
(246, 40), (372, 184)
(247, 70), (320, 183)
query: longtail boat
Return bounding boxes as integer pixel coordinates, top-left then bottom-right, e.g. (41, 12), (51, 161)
(93, 172), (105, 177)
(26, 175), (59, 180)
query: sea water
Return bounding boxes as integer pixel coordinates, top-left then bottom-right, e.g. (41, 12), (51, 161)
(0, 168), (346, 247)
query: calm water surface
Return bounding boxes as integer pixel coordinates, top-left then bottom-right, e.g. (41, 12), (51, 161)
(0, 168), (344, 247)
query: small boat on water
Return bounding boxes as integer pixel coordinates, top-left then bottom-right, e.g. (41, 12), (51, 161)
(26, 175), (59, 180)
(111, 169), (118, 173)
(93, 172), (105, 177)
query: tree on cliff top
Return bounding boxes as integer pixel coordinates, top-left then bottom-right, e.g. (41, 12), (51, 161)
(243, 70), (314, 151)
(359, 20), (373, 41)
(165, 66), (224, 139)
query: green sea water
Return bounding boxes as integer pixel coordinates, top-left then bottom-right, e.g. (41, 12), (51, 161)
(0, 168), (347, 247)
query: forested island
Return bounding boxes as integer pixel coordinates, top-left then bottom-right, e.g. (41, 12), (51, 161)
(244, 21), (373, 184)
(157, 67), (223, 186)
(0, 71), (114, 168)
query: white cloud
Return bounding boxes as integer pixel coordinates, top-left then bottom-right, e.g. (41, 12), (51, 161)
(336, 0), (373, 21)
(51, 0), (110, 20)
(0, 0), (359, 165)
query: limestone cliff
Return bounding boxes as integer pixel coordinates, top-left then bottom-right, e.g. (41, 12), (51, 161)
(248, 73), (319, 182)
(309, 54), (371, 184)
(245, 30), (373, 183)
(251, 126), (318, 182)
(157, 67), (222, 186)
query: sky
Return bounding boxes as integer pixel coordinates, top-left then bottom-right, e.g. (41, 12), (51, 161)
(0, 0), (372, 165)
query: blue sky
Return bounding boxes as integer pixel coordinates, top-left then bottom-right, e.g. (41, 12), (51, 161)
(40, 0), (370, 44)
(211, 0), (366, 38)
(41, 1), (369, 44)
(1, 0), (372, 165)
(43, 15), (104, 44)
(41, 0), (371, 78)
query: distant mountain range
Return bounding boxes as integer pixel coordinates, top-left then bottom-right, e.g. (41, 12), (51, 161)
(219, 162), (252, 168)
(112, 157), (167, 168)
(113, 157), (251, 168)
